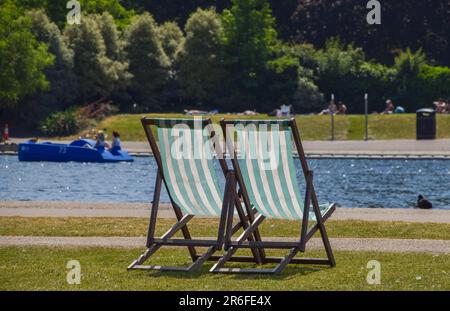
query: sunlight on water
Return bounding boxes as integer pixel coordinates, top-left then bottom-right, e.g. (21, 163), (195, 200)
(0, 155), (449, 209)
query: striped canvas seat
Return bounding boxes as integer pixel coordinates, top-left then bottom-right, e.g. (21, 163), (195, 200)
(232, 120), (332, 221)
(154, 119), (223, 217)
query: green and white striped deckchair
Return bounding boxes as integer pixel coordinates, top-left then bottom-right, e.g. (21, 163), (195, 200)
(211, 119), (336, 274)
(128, 118), (262, 272)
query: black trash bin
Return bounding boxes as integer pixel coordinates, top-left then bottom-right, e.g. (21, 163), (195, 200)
(416, 109), (436, 140)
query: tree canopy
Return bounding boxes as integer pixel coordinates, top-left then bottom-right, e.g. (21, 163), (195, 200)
(0, 1), (53, 107)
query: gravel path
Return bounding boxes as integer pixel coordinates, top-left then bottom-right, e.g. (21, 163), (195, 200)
(2, 201), (450, 223)
(2, 236), (450, 254)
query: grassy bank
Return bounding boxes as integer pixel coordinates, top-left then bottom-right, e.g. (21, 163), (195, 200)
(2, 217), (450, 240)
(1, 246), (448, 290)
(70, 113), (450, 141)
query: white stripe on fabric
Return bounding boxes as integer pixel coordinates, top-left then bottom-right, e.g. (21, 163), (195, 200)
(193, 128), (223, 213)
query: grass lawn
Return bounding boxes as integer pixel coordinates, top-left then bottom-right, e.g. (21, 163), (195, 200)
(68, 113), (450, 141)
(2, 217), (450, 240)
(0, 246), (449, 290)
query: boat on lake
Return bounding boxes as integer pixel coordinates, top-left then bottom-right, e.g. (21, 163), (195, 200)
(18, 139), (134, 163)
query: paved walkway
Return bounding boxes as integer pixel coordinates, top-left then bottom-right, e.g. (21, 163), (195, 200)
(8, 138), (450, 157)
(2, 201), (450, 223)
(2, 236), (449, 254)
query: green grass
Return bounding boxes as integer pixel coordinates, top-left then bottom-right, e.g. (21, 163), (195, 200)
(67, 113), (450, 141)
(0, 246), (449, 290)
(2, 217), (450, 240)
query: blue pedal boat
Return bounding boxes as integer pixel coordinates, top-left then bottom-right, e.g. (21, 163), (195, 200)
(18, 139), (134, 163)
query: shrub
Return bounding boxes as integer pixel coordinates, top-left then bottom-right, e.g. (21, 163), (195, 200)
(354, 62), (398, 112)
(417, 65), (450, 104)
(40, 108), (81, 136)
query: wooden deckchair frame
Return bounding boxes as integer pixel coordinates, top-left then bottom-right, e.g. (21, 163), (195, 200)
(210, 118), (336, 274)
(127, 118), (262, 272)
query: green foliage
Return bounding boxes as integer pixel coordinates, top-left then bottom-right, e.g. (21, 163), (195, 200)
(15, 0), (135, 29)
(222, 0), (277, 75)
(293, 0), (450, 66)
(393, 49), (427, 108)
(158, 21), (184, 65)
(79, 0), (135, 29)
(24, 9), (78, 126)
(417, 65), (450, 105)
(310, 39), (400, 112)
(0, 1), (53, 106)
(354, 62), (398, 112)
(315, 38), (365, 102)
(178, 8), (225, 107)
(40, 107), (81, 136)
(279, 44), (323, 110)
(124, 13), (170, 110)
(220, 0), (295, 111)
(94, 12), (121, 60)
(293, 69), (325, 110)
(64, 15), (130, 103)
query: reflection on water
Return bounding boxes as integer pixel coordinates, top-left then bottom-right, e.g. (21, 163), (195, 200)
(0, 155), (449, 209)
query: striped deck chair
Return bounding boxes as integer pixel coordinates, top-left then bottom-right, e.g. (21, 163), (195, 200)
(210, 119), (336, 274)
(128, 118), (262, 272)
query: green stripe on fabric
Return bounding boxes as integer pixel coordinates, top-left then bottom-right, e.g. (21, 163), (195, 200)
(283, 129), (305, 218)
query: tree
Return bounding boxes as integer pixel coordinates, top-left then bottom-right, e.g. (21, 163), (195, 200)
(220, 0), (296, 111)
(94, 12), (121, 60)
(222, 0), (277, 78)
(124, 13), (170, 110)
(292, 0), (450, 66)
(394, 49), (427, 108)
(158, 21), (185, 65)
(178, 8), (225, 108)
(314, 38), (365, 105)
(64, 15), (130, 103)
(122, 0), (230, 25)
(0, 1), (53, 108)
(15, 0), (135, 29)
(23, 9), (78, 127)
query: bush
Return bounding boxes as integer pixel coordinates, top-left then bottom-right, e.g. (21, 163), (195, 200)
(354, 62), (398, 112)
(417, 65), (450, 104)
(40, 108), (81, 136)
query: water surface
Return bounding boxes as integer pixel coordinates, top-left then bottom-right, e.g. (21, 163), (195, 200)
(0, 156), (449, 209)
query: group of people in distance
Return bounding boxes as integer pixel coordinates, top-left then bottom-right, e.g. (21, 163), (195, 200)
(319, 101), (348, 115)
(319, 97), (450, 115)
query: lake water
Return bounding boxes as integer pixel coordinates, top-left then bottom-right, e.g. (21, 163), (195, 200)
(0, 155), (449, 209)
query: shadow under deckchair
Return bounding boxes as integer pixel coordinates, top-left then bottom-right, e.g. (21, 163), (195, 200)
(128, 118), (263, 272)
(210, 119), (336, 274)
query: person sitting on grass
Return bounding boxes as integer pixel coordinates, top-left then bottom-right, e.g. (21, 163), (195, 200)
(434, 99), (448, 114)
(381, 99), (395, 114)
(337, 101), (347, 115)
(319, 101), (337, 115)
